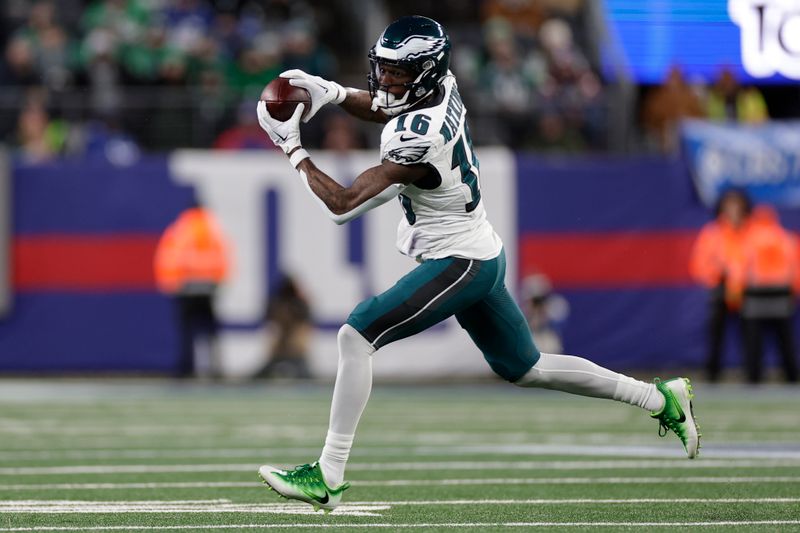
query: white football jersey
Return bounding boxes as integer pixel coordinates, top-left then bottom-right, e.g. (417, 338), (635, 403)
(380, 74), (503, 261)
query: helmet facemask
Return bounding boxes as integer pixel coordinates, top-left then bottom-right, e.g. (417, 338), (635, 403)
(368, 52), (434, 116)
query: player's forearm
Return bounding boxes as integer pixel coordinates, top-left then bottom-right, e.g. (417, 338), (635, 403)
(289, 155), (400, 225)
(340, 89), (389, 123)
(297, 159), (352, 215)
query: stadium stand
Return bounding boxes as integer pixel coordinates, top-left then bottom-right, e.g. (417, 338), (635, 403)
(0, 0), (622, 153)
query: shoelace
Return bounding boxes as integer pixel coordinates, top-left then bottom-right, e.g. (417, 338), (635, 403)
(652, 378), (684, 441)
(284, 463), (318, 486)
(656, 403), (685, 441)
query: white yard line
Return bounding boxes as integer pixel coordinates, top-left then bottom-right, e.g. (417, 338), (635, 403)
(1, 499), (799, 523)
(355, 476), (800, 486)
(1, 520), (800, 531)
(341, 459), (800, 470)
(2, 443), (800, 460)
(0, 465), (251, 475)
(0, 501), (389, 517)
(411, 444), (800, 459)
(354, 498), (800, 505)
(2, 497), (800, 509)
(3, 458), (800, 476)
(1, 476), (799, 491)
(0, 482), (254, 490)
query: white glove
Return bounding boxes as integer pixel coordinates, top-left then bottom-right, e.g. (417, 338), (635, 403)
(256, 100), (304, 154)
(280, 69), (346, 123)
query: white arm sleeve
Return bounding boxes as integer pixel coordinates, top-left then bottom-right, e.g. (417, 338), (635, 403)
(297, 169), (403, 225)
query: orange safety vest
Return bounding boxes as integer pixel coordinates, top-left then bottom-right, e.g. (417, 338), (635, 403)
(741, 206), (798, 291)
(154, 207), (230, 294)
(689, 218), (748, 308)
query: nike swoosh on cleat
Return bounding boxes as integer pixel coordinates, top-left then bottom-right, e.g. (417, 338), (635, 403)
(672, 401), (686, 423)
(303, 490), (329, 504)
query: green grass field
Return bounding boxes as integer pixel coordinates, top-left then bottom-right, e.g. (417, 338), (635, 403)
(1, 379), (799, 532)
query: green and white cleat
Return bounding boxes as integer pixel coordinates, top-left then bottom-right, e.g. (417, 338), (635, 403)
(651, 377), (701, 459)
(258, 461), (350, 512)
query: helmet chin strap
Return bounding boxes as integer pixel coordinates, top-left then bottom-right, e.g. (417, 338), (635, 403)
(370, 89), (412, 116)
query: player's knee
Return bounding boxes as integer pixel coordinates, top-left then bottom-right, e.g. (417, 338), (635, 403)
(485, 332), (540, 383)
(337, 324), (376, 359)
(512, 352), (555, 387)
(484, 347), (539, 383)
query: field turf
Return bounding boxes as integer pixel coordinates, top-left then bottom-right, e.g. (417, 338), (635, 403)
(0, 379), (799, 531)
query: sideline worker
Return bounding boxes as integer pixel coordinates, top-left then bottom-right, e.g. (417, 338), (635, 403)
(739, 206), (799, 384)
(154, 198), (230, 378)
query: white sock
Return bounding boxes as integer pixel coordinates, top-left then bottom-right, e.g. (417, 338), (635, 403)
(319, 431), (354, 488)
(318, 324), (374, 487)
(515, 352), (664, 412)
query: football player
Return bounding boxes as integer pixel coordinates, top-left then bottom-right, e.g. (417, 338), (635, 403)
(256, 15), (700, 511)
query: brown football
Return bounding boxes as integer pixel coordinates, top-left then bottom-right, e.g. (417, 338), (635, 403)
(260, 77), (311, 121)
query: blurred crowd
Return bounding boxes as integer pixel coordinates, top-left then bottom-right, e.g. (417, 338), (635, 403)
(424, 0), (606, 151)
(0, 0), (797, 160)
(0, 0), (608, 159)
(0, 0), (342, 160)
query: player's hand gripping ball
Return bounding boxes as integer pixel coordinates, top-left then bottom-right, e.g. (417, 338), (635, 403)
(260, 77), (311, 122)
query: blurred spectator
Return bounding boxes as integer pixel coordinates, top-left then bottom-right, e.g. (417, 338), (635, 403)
(161, 0), (214, 57)
(256, 274), (314, 379)
(154, 196), (231, 378)
(706, 67), (769, 124)
(521, 273), (570, 354)
(13, 90), (67, 162)
(642, 65), (705, 153)
(739, 206), (799, 384)
(536, 17), (604, 151)
(320, 112), (367, 153)
(11, 1), (73, 91)
(209, 11), (244, 61)
(477, 18), (544, 148)
(78, 27), (124, 120)
(147, 52), (196, 149)
(482, 0), (546, 44)
(172, 33), (234, 145)
(689, 189), (752, 382)
(76, 114), (141, 165)
(213, 100), (276, 150)
(225, 35), (282, 101)
(118, 23), (171, 84)
(80, 0), (150, 45)
(281, 19), (336, 79)
(2, 37), (41, 85)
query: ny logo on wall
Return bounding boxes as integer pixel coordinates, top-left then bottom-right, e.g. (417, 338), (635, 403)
(730, 0), (800, 79)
